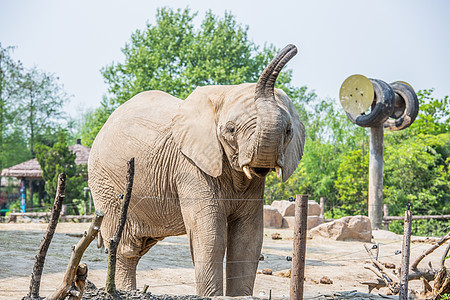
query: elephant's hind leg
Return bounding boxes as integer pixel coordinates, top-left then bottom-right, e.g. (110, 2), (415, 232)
(116, 254), (140, 290)
(116, 237), (160, 290)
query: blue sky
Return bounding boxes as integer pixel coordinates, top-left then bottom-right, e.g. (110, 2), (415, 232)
(1, 0), (449, 119)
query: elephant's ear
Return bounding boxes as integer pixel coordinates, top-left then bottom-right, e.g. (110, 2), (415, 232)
(172, 87), (223, 178)
(276, 90), (306, 182)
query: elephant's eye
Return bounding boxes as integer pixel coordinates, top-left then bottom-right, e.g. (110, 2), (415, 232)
(227, 124), (236, 135)
(286, 124), (292, 136)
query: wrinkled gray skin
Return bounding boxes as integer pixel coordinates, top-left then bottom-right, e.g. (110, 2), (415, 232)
(88, 45), (305, 296)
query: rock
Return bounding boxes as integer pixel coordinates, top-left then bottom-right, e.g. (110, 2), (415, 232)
(271, 200), (295, 216)
(308, 200), (321, 216)
(263, 205), (283, 228)
(309, 215), (372, 242)
(271, 200), (321, 217)
(307, 215), (324, 229)
(262, 268), (273, 275)
(271, 232), (282, 240)
(320, 276), (333, 284)
(281, 215), (324, 230)
(282, 216), (295, 228)
(383, 262), (396, 269)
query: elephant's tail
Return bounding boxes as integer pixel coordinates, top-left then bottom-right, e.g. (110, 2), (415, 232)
(97, 231), (104, 249)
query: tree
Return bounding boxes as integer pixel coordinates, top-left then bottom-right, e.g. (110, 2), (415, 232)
(82, 8), (305, 146)
(36, 131), (87, 215)
(0, 43), (71, 169)
(0, 43), (26, 169)
(409, 89), (450, 136)
(335, 149), (369, 216)
(14, 67), (69, 155)
(101, 8), (277, 107)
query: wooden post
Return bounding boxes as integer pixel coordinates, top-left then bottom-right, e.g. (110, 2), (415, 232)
(319, 197), (325, 218)
(399, 209), (412, 300)
(383, 204), (389, 230)
(368, 125), (384, 229)
(26, 173), (66, 300)
(290, 194), (308, 300)
(106, 158), (135, 296)
(48, 210), (104, 300)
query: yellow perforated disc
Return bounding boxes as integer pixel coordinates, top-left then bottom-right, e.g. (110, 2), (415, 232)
(339, 74), (374, 115)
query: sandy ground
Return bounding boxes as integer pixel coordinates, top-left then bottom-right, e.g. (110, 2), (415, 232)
(0, 222), (446, 299)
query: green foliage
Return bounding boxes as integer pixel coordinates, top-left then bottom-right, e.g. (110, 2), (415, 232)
(0, 43), (28, 169)
(0, 43), (70, 168)
(335, 149), (369, 215)
(384, 134), (450, 217)
(389, 219), (450, 237)
(83, 7), (300, 146)
(35, 131), (87, 214)
(79, 102), (113, 147)
(265, 163), (308, 202)
(409, 89), (450, 136)
(102, 7), (276, 107)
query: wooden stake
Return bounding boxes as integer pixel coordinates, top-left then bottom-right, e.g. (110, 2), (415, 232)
(399, 209), (412, 300)
(26, 173), (66, 300)
(290, 194), (308, 300)
(106, 157), (135, 296)
(48, 210), (104, 300)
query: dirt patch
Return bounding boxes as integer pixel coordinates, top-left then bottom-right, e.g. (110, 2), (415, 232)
(0, 224), (444, 299)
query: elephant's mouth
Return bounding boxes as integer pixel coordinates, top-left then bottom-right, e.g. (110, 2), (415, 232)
(252, 167), (271, 177)
(242, 165), (271, 179)
(242, 165), (282, 180)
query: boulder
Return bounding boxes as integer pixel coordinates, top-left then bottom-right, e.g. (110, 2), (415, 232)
(271, 200), (321, 217)
(271, 200), (295, 216)
(309, 215), (372, 242)
(282, 215), (324, 229)
(307, 215), (324, 229)
(308, 200), (321, 216)
(263, 205), (283, 228)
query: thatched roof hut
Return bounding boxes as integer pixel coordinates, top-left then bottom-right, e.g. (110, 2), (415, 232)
(0, 158), (43, 179)
(0, 141), (90, 180)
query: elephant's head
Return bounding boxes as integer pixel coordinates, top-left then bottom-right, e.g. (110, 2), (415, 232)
(172, 44), (305, 182)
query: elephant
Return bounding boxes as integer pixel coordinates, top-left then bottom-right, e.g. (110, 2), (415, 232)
(88, 44), (305, 296)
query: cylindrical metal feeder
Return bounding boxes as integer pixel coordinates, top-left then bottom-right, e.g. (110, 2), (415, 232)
(339, 74), (419, 229)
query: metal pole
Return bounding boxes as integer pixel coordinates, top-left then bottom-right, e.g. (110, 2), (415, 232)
(399, 209), (412, 299)
(290, 194), (308, 300)
(368, 125), (384, 229)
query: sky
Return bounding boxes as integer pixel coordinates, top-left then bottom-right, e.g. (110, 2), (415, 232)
(1, 0), (449, 120)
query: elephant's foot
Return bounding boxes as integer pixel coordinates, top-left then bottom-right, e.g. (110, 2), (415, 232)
(116, 254), (140, 290)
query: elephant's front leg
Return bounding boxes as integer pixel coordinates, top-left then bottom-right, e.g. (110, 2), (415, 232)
(226, 202), (264, 296)
(181, 201), (227, 296)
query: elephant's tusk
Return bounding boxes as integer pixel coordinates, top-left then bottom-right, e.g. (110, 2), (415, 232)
(243, 165), (252, 180)
(276, 166), (282, 179)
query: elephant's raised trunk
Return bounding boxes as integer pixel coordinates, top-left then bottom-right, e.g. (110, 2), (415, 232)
(245, 45), (297, 177)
